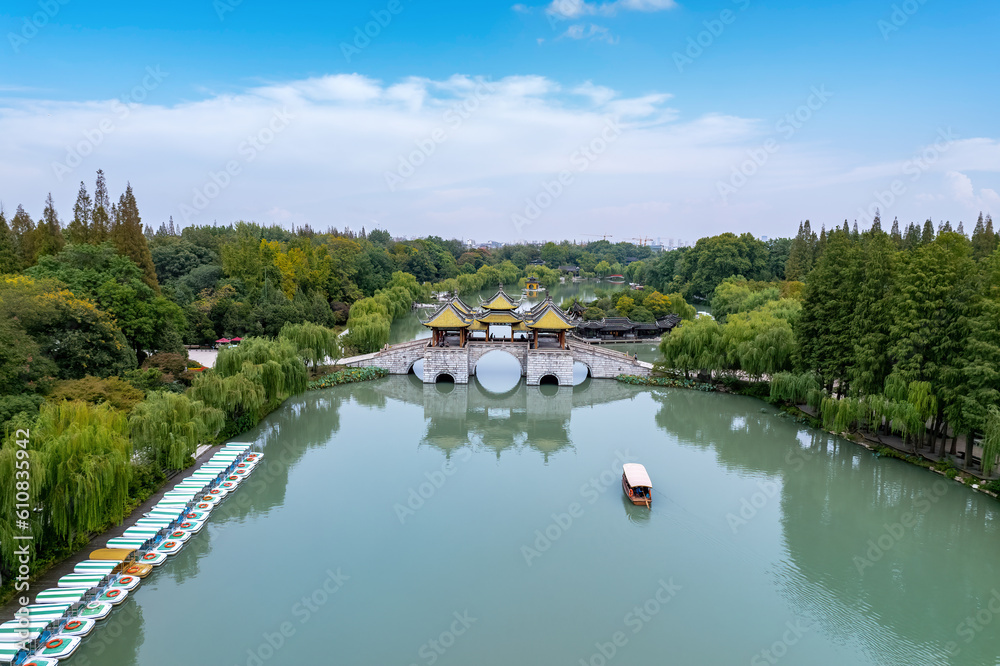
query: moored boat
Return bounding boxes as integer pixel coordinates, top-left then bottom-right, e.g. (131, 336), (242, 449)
(622, 463), (652, 508)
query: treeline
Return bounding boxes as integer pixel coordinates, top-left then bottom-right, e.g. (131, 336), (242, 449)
(660, 213), (1000, 474)
(563, 286), (697, 323)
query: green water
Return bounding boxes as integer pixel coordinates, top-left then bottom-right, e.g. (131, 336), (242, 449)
(68, 374), (1000, 666)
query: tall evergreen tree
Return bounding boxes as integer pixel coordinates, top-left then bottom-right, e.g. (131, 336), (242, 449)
(849, 228), (896, 396)
(32, 193), (65, 261)
(91, 169), (111, 243)
(889, 217), (902, 247)
(67, 181), (92, 245)
(921, 218), (935, 245)
(110, 183), (159, 291)
(972, 212), (998, 260)
(890, 233), (976, 451)
(784, 220), (816, 281)
(794, 228), (860, 394)
(9, 204), (35, 269)
(0, 209), (18, 273)
(902, 222), (921, 251)
(870, 211), (883, 233)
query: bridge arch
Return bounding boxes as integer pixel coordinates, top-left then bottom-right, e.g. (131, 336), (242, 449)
(471, 348), (525, 393)
(538, 374), (560, 386)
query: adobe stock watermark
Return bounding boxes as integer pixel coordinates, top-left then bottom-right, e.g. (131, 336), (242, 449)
(214, 0), (242, 21)
(238, 567), (350, 666)
(341, 0), (408, 62)
(878, 0), (930, 40)
(717, 85), (833, 204)
(179, 107), (294, 224)
(8, 428), (33, 648)
(407, 611), (476, 666)
(673, 0), (751, 73)
(578, 578), (682, 666)
(521, 449), (637, 566)
(511, 117), (623, 236)
(384, 80), (497, 192)
(727, 445), (813, 534)
(750, 619), (812, 665)
(394, 448), (473, 524)
(856, 127), (957, 223)
(52, 66), (169, 182)
(942, 588), (1000, 658)
(8, 0), (70, 53)
(852, 479), (948, 574)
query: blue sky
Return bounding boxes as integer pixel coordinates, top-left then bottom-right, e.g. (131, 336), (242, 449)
(1, 0), (998, 241)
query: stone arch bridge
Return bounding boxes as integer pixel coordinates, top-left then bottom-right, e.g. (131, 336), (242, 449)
(341, 338), (652, 386)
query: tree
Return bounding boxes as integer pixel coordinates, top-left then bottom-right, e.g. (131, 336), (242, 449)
(279, 321), (342, 368)
(91, 169), (111, 243)
(130, 392), (224, 470)
(794, 229), (860, 393)
(32, 193), (65, 261)
(67, 181), (93, 245)
(658, 316), (726, 379)
(616, 295), (635, 317)
(594, 260), (611, 278)
(0, 275), (136, 380)
(111, 183), (159, 291)
(0, 209), (17, 274)
(921, 219), (935, 245)
(679, 232), (769, 300)
(849, 229), (897, 396)
(9, 205), (35, 270)
(972, 212), (998, 261)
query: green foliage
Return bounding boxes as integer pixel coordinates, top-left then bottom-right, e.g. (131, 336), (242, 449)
(110, 183), (159, 291)
(129, 391), (225, 470)
(280, 321), (342, 367)
(616, 374), (716, 391)
(769, 371), (820, 404)
(307, 366), (389, 389)
(658, 316), (726, 378)
(48, 376), (146, 412)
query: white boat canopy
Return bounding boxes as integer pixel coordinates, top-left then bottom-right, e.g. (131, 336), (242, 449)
(623, 463), (652, 488)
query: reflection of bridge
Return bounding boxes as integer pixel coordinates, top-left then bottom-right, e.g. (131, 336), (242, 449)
(358, 374), (646, 459)
(342, 338), (652, 385)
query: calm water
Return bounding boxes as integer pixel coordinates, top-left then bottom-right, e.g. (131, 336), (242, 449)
(69, 375), (1000, 666)
(66, 282), (1000, 665)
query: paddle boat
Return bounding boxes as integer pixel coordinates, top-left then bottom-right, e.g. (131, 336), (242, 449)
(57, 574), (104, 589)
(57, 617), (96, 637)
(0, 620), (40, 643)
(622, 463), (653, 508)
(153, 539), (184, 555)
(75, 600), (113, 621)
(107, 573), (141, 591)
(34, 588), (87, 606)
(18, 605), (70, 622)
(73, 560), (118, 576)
(94, 586), (129, 605)
(31, 634), (82, 661)
(106, 538), (148, 550)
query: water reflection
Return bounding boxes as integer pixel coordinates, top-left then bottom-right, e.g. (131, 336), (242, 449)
(651, 387), (1000, 665)
(621, 494), (652, 524)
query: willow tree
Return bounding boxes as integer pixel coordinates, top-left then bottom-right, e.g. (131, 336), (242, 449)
(35, 401), (132, 546)
(189, 371), (265, 427)
(214, 337), (307, 410)
(982, 408), (1000, 476)
(657, 316), (726, 379)
(279, 321), (342, 368)
(130, 392), (225, 470)
(0, 417), (46, 578)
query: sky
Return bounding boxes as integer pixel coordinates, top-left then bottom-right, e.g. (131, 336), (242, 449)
(1, 0), (998, 243)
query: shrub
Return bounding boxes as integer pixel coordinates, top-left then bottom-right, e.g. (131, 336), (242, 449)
(48, 376), (145, 412)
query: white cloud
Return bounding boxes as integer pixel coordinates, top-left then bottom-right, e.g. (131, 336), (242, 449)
(562, 24), (618, 43)
(545, 0), (677, 19)
(0, 73), (995, 241)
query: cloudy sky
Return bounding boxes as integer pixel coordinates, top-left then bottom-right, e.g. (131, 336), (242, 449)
(1, 0), (997, 242)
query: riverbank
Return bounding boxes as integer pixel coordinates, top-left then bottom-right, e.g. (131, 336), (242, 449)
(0, 441), (234, 615)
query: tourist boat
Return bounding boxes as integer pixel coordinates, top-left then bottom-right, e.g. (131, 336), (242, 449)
(31, 634), (82, 660)
(622, 463), (653, 508)
(75, 601), (113, 621)
(34, 588), (87, 606)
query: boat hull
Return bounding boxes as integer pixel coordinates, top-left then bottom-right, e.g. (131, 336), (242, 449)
(622, 475), (652, 507)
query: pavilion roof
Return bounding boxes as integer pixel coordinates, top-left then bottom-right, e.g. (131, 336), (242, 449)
(524, 300), (576, 330)
(475, 311), (524, 324)
(421, 302), (473, 329)
(480, 287), (521, 311)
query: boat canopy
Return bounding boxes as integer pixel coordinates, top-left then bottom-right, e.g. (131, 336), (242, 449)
(623, 463), (652, 488)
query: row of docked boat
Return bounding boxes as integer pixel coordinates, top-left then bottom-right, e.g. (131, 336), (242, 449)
(0, 443), (262, 666)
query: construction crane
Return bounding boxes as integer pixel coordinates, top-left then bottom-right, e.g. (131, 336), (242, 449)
(626, 236), (653, 246)
(582, 234), (614, 241)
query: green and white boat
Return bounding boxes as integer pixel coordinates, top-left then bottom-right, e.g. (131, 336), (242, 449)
(76, 601), (113, 620)
(57, 573), (104, 589)
(106, 538), (148, 550)
(32, 634), (82, 660)
(154, 539), (184, 555)
(108, 573), (141, 591)
(56, 617), (96, 637)
(95, 586), (128, 605)
(20, 604), (70, 622)
(34, 588), (87, 605)
(136, 550), (168, 566)
(73, 560), (118, 575)
(0, 620), (42, 643)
